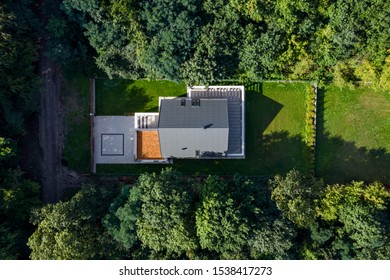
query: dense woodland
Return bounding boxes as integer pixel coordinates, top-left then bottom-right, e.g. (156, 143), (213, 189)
(0, 0), (390, 260)
(0, 0), (42, 259)
(59, 0), (390, 88)
(27, 168), (390, 260)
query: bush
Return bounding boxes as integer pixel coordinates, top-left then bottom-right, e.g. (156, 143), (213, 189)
(304, 85), (316, 172)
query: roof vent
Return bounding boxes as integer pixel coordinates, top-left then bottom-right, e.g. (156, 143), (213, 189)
(180, 99), (186, 106)
(191, 99), (200, 107)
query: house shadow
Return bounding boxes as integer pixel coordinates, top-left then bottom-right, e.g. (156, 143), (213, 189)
(315, 88), (390, 185)
(244, 84), (310, 175)
(245, 82), (284, 135)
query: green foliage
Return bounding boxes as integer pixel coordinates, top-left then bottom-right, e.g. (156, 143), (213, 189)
(27, 185), (126, 260)
(0, 169), (41, 222)
(60, 0), (390, 83)
(270, 169), (323, 228)
(0, 224), (23, 259)
(182, 18), (241, 85)
(309, 181), (390, 259)
(196, 176), (245, 258)
(135, 168), (198, 257)
(103, 185), (142, 250)
(139, 0), (201, 81)
(196, 175), (257, 259)
(0, 2), (38, 137)
(318, 181), (389, 221)
(0, 137), (16, 161)
(62, 0), (144, 78)
(303, 85), (316, 171)
(0, 168), (42, 259)
(239, 25), (285, 80)
(249, 218), (297, 259)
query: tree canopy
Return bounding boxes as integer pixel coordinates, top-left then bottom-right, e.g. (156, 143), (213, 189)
(27, 185), (127, 260)
(61, 0), (390, 87)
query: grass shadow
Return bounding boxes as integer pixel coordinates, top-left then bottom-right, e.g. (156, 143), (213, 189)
(316, 87), (390, 185)
(124, 85), (151, 113)
(95, 79), (186, 115)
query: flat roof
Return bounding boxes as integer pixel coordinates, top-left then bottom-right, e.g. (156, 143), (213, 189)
(158, 99), (228, 129)
(136, 130), (163, 159)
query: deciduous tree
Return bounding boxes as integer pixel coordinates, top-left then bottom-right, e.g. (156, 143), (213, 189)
(269, 169), (323, 228)
(28, 185), (126, 260)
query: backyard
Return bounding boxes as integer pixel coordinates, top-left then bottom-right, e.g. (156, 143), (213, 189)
(94, 80), (309, 175)
(316, 85), (390, 184)
(95, 79), (186, 115)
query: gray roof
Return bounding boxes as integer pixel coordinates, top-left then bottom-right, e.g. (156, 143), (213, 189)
(158, 99), (228, 128)
(158, 99), (229, 158)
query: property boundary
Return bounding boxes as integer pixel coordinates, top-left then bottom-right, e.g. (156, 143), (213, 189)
(303, 82), (318, 175)
(92, 80), (317, 176)
(90, 78), (95, 173)
(313, 82), (318, 168)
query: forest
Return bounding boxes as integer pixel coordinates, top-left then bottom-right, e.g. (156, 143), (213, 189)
(58, 0), (390, 88)
(0, 0), (390, 260)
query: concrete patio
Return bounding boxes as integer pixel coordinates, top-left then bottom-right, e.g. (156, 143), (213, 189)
(93, 116), (136, 171)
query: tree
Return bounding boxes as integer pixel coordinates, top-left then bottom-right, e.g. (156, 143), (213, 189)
(0, 168), (42, 259)
(103, 185), (142, 251)
(317, 181), (390, 259)
(0, 1), (38, 137)
(249, 218), (297, 259)
(269, 169), (323, 228)
(239, 25), (286, 80)
(27, 185), (126, 260)
(196, 175), (254, 259)
(62, 0), (145, 78)
(182, 19), (242, 85)
(139, 0), (202, 81)
(135, 168), (198, 258)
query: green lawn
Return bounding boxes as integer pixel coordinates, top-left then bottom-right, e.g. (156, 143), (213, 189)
(96, 81), (309, 176)
(63, 75), (91, 173)
(316, 84), (390, 184)
(95, 79), (186, 115)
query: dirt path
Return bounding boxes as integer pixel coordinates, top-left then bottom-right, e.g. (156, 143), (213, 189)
(37, 1), (84, 203)
(38, 57), (62, 203)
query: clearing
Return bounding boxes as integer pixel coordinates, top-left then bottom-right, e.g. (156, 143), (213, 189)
(94, 80), (309, 176)
(316, 84), (390, 184)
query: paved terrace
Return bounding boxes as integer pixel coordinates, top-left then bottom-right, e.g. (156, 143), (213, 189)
(93, 116), (136, 167)
(189, 86), (244, 156)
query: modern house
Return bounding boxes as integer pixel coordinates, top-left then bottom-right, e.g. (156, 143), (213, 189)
(93, 86), (245, 171)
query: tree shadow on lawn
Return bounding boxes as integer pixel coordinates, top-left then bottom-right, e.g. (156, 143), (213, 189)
(95, 79), (152, 115)
(315, 88), (390, 185)
(124, 85), (152, 113)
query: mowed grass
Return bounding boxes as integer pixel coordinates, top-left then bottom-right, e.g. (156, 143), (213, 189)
(316, 84), (390, 184)
(95, 79), (186, 115)
(63, 75), (91, 173)
(96, 81), (309, 176)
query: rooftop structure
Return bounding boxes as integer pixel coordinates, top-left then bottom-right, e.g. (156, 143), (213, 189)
(158, 98), (229, 158)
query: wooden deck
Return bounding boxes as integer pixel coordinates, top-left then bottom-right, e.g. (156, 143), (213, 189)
(136, 131), (163, 159)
